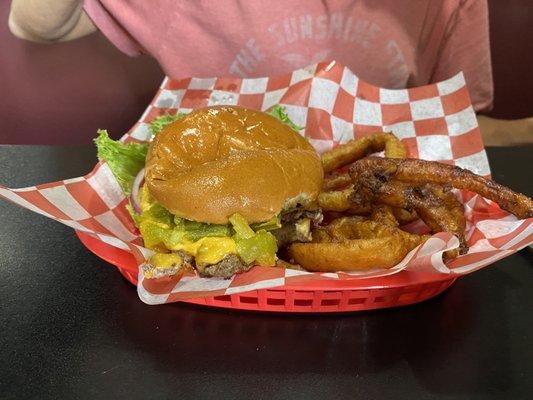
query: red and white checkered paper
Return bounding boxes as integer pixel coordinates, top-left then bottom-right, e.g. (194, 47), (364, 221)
(1, 61), (531, 305)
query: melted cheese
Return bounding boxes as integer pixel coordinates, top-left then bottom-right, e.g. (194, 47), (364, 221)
(169, 237), (236, 265)
(140, 184), (154, 213)
(147, 253), (183, 269)
(140, 184), (236, 265)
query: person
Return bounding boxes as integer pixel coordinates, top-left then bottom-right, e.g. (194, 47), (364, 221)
(8, 0), (533, 145)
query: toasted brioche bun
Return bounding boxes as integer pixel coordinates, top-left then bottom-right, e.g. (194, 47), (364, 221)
(145, 106), (323, 224)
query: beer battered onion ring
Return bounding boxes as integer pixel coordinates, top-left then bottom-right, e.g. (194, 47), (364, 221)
(288, 216), (429, 272)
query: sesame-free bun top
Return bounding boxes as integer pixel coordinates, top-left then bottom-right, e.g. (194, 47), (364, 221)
(144, 106), (323, 224)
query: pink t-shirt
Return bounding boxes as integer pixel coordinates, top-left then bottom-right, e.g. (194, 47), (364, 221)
(84, 0), (493, 111)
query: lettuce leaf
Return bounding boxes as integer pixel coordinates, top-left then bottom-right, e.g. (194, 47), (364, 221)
(269, 105), (304, 131)
(94, 130), (147, 195)
(149, 112), (187, 136)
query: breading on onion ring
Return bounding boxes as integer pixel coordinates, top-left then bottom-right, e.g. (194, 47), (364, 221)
(288, 238), (412, 272)
(288, 216), (429, 272)
(331, 212), (430, 250)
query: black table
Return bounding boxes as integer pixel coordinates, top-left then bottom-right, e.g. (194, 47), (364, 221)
(1, 145), (532, 400)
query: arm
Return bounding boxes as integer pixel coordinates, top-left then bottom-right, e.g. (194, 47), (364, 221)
(431, 0), (493, 113)
(8, 0), (96, 42)
(477, 115), (533, 146)
(428, 2), (532, 146)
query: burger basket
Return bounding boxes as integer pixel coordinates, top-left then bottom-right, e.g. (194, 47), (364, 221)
(1, 61), (532, 313)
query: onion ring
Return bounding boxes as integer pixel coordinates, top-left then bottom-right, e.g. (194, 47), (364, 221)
(289, 215), (429, 272)
(289, 218), (428, 272)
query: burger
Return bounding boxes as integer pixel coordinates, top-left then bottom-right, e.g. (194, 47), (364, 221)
(96, 106), (323, 279)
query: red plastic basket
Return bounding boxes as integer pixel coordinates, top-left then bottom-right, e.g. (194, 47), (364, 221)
(76, 231), (456, 313)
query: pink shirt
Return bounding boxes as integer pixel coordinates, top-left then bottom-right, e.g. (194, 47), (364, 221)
(84, 0), (493, 111)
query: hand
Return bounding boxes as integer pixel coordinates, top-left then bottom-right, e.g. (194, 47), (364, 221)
(9, 0), (96, 42)
(477, 115), (533, 146)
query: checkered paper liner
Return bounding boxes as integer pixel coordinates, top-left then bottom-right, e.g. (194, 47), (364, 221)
(1, 61), (531, 305)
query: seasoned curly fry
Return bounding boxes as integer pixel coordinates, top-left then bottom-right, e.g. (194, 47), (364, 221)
(350, 157), (533, 219)
(391, 207), (418, 225)
(321, 132), (412, 225)
(321, 132), (406, 173)
(350, 172), (468, 256)
(370, 205), (399, 227)
(421, 185), (467, 258)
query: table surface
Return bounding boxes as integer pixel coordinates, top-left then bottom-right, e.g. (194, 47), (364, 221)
(0, 145), (532, 400)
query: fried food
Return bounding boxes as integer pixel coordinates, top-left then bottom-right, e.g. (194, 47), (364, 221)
(317, 188), (370, 213)
(288, 217), (429, 272)
(321, 132), (407, 173)
(369, 205), (399, 227)
(303, 130), (513, 271)
(322, 173), (351, 191)
(305, 130), (533, 271)
(320, 132), (414, 223)
(325, 215), (427, 248)
(288, 238), (408, 272)
(350, 172), (467, 256)
(350, 157), (533, 219)
(391, 207), (418, 225)
(428, 184), (468, 257)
